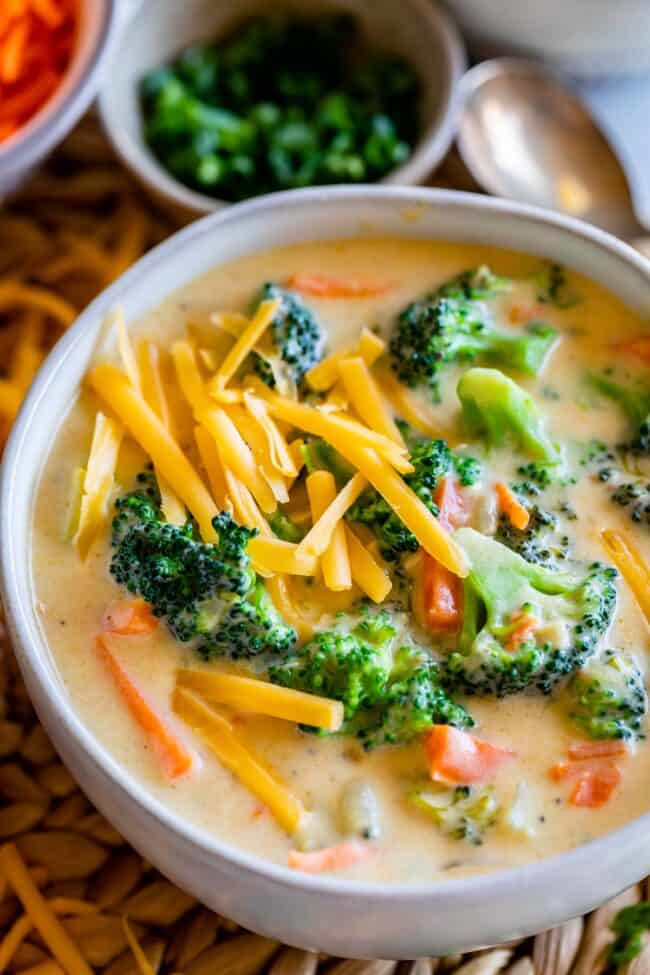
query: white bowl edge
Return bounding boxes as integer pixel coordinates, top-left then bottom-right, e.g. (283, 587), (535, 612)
(2, 186), (650, 957)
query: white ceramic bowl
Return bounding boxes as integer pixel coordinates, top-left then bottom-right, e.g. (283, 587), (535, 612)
(0, 0), (120, 198)
(2, 187), (650, 959)
(443, 0), (650, 78)
(97, 0), (465, 217)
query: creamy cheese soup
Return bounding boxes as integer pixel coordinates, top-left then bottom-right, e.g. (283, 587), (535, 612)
(32, 239), (650, 884)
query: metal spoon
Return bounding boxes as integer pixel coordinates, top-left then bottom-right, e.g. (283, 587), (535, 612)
(456, 58), (648, 246)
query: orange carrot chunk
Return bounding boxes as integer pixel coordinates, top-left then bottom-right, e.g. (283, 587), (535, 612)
(425, 725), (515, 785)
(287, 841), (373, 873)
(96, 635), (193, 779)
(422, 553), (462, 631)
(286, 273), (391, 298)
(495, 481), (530, 531)
(102, 599), (159, 636)
(614, 336), (650, 366)
(567, 740), (628, 760)
(504, 612), (538, 653)
(570, 766), (621, 808)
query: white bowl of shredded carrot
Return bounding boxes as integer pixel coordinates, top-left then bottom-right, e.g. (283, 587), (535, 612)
(0, 0), (120, 197)
(3, 186), (650, 958)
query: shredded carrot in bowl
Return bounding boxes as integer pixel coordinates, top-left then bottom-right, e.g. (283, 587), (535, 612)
(0, 0), (77, 144)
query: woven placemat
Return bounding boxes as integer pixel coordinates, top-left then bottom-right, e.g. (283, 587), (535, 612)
(0, 116), (644, 975)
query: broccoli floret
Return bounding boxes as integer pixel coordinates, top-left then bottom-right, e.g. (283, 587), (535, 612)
(457, 368), (561, 464)
(567, 649), (647, 740)
(252, 283), (324, 388)
(609, 903), (650, 968)
(589, 373), (650, 456)
(409, 783), (499, 845)
(268, 510), (306, 543)
(536, 263), (581, 308)
(453, 453), (482, 487)
(444, 528), (618, 696)
(269, 614), (472, 748)
(110, 479), (296, 660)
(390, 267), (556, 400)
(496, 505), (569, 569)
(611, 480), (650, 526)
(347, 438), (477, 561)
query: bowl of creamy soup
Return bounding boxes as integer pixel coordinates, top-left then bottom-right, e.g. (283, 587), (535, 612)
(2, 187), (650, 958)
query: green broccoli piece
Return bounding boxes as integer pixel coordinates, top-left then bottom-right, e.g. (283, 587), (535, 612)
(347, 438), (477, 561)
(567, 649), (647, 740)
(589, 373), (650, 456)
(444, 528), (618, 697)
(609, 903), (650, 968)
(268, 510), (306, 543)
(496, 505), (570, 569)
(110, 476), (296, 660)
(409, 783), (499, 845)
(457, 368), (561, 463)
(390, 267), (557, 400)
(252, 283), (324, 388)
(536, 263), (581, 308)
(269, 613), (471, 748)
(453, 454), (482, 487)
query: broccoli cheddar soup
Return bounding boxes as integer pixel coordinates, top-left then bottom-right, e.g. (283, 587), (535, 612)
(33, 239), (650, 884)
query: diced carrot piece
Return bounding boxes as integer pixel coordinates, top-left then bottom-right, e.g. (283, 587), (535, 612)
(422, 553), (463, 631)
(287, 841), (373, 873)
(425, 725), (515, 785)
(96, 635), (193, 779)
(495, 481), (530, 531)
(287, 273), (391, 298)
(567, 740), (628, 760)
(570, 766), (621, 808)
(504, 612), (538, 653)
(433, 476), (466, 531)
(549, 756), (622, 782)
(614, 336), (650, 366)
(102, 599), (159, 636)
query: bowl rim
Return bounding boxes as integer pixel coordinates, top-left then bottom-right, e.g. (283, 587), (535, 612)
(97, 0), (466, 215)
(3, 184), (650, 904)
(0, 0), (121, 177)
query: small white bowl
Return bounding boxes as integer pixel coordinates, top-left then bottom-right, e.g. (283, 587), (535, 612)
(443, 0), (650, 78)
(0, 0), (121, 198)
(97, 0), (466, 217)
(3, 187), (650, 958)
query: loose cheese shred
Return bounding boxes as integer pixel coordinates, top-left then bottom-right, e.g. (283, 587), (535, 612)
(242, 391), (297, 477)
(209, 310), (249, 337)
(137, 340), (185, 526)
(601, 528), (650, 624)
(194, 426), (231, 511)
(222, 468), (272, 536)
(375, 369), (446, 441)
(73, 412), (123, 560)
(286, 438), (305, 489)
(19, 962), (64, 975)
(305, 327), (385, 392)
(345, 446), (469, 577)
(209, 298), (280, 394)
(122, 918), (156, 975)
(171, 340), (207, 412)
(338, 357), (404, 445)
(345, 525), (392, 603)
(197, 404), (277, 514)
(64, 467), (85, 541)
(266, 576), (313, 642)
(0, 280), (76, 329)
(0, 379), (21, 420)
(11, 311), (43, 393)
(225, 405), (289, 504)
(88, 363), (218, 543)
(0, 843), (93, 975)
(297, 472), (367, 558)
(306, 471), (352, 591)
(248, 536), (318, 577)
(176, 670), (344, 732)
(264, 394), (412, 474)
(172, 687), (304, 834)
(116, 310), (140, 391)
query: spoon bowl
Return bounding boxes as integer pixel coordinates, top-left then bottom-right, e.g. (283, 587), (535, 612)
(457, 58), (641, 239)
